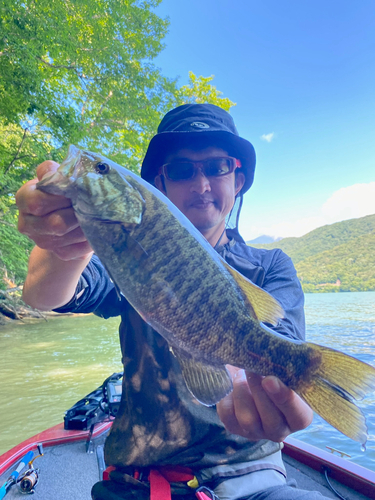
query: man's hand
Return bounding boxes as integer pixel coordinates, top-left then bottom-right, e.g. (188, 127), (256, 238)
(16, 161), (93, 261)
(216, 366), (313, 442)
(16, 161), (94, 310)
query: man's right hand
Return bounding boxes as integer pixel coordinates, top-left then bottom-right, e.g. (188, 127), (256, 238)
(16, 161), (93, 261)
(16, 161), (94, 311)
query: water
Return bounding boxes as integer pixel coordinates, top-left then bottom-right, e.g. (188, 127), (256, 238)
(0, 314), (122, 455)
(295, 291), (375, 472)
(0, 292), (374, 472)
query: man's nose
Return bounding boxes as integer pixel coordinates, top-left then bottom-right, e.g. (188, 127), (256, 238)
(189, 169), (211, 194)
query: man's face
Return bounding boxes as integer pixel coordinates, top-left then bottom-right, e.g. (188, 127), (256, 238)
(154, 147), (244, 236)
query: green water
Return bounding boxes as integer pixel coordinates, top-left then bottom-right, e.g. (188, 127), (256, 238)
(1, 292), (375, 472)
(0, 314), (122, 455)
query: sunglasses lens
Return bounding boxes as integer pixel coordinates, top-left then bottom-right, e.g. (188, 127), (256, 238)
(165, 162), (195, 181)
(205, 158), (233, 176)
(163, 157), (236, 181)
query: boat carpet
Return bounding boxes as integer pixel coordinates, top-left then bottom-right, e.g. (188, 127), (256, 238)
(0, 441), (371, 499)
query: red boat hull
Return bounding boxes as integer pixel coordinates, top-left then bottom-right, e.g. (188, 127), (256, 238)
(1, 426), (375, 498)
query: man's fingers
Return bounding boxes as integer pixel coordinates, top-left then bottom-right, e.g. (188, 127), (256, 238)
(217, 370), (314, 442)
(53, 242), (94, 262)
(217, 370), (264, 440)
(27, 226), (88, 249)
(15, 160), (93, 262)
(16, 161), (68, 217)
(16, 179), (72, 216)
(231, 371), (263, 437)
(216, 393), (238, 431)
(19, 208), (80, 238)
(261, 376), (314, 433)
(244, 373), (290, 442)
(36, 160), (60, 181)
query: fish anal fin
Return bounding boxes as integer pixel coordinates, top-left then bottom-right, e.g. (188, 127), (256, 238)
(172, 347), (233, 406)
(222, 261), (284, 326)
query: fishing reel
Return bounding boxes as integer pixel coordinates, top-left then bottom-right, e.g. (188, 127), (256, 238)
(17, 444), (44, 494)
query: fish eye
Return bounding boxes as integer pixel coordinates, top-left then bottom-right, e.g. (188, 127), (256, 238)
(95, 162), (110, 175)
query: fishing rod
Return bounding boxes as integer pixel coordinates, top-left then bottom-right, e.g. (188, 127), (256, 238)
(0, 450), (34, 499)
(0, 444), (44, 498)
(17, 444), (44, 494)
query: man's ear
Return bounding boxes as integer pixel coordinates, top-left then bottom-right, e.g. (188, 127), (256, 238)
(154, 175), (167, 194)
(235, 172), (245, 196)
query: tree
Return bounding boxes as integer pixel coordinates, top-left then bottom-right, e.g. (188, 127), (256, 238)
(0, 0), (235, 285)
(178, 72), (234, 111)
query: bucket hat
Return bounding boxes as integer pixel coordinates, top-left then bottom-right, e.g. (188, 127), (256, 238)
(141, 103), (256, 194)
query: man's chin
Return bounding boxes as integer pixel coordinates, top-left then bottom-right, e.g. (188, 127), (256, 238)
(190, 217), (222, 234)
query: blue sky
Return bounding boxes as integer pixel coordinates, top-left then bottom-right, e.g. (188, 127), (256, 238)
(153, 0), (375, 240)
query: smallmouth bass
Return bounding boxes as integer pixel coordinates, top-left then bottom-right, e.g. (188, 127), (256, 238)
(37, 146), (375, 445)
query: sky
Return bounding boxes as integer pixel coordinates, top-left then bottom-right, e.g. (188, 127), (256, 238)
(153, 0), (375, 241)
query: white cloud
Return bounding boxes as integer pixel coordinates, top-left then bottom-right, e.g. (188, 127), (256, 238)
(245, 216), (325, 241)
(260, 132), (275, 143)
(242, 182), (375, 241)
(321, 182), (375, 223)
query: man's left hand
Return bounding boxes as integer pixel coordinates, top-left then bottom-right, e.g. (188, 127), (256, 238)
(216, 366), (313, 442)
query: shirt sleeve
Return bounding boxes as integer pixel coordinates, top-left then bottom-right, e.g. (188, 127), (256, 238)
(222, 242), (305, 342)
(53, 254), (123, 319)
(260, 250), (305, 341)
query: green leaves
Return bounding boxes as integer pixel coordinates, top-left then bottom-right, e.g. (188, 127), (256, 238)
(1, 0), (170, 150)
(0, 0), (235, 286)
(178, 72), (235, 111)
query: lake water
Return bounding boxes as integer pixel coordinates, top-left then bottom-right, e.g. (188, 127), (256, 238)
(0, 292), (374, 472)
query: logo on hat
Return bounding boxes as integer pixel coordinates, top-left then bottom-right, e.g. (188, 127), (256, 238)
(190, 121), (210, 129)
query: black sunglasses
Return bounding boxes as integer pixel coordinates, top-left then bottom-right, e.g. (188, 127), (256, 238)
(159, 157), (241, 182)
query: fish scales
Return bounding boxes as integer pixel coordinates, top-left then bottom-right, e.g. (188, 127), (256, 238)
(125, 183), (292, 371)
(134, 183), (317, 387)
(85, 177), (265, 367)
(37, 146), (375, 444)
(99, 181), (319, 396)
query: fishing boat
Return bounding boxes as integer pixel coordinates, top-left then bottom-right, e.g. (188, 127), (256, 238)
(1, 377), (374, 500)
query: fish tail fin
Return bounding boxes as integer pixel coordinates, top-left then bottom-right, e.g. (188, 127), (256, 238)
(299, 343), (375, 444)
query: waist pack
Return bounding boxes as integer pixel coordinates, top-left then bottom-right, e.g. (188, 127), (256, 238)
(91, 465), (218, 500)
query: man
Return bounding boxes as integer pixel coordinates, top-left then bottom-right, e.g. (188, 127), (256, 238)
(17, 104), (326, 499)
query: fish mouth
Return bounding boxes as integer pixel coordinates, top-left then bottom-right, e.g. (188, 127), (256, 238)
(37, 145), (83, 197)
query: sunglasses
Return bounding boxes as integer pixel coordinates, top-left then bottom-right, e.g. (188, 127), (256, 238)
(159, 157), (241, 182)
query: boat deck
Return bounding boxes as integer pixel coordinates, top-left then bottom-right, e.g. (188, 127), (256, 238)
(1, 433), (372, 500)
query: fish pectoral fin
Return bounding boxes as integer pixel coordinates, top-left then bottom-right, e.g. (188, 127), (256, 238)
(172, 347), (233, 406)
(222, 261), (284, 326)
(119, 226), (148, 259)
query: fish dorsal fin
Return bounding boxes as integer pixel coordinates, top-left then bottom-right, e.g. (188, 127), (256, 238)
(222, 261), (284, 326)
(171, 347), (233, 406)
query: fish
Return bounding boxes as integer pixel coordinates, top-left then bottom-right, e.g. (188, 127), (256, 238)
(37, 145), (375, 445)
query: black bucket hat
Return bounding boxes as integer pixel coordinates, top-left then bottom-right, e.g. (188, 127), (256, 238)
(141, 103), (256, 194)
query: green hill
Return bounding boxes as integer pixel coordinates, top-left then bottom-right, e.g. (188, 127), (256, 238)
(250, 214), (375, 293)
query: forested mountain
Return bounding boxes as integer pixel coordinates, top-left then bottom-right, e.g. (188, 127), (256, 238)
(250, 214), (375, 292)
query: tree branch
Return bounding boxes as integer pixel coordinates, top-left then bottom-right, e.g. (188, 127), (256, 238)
(36, 56), (77, 71)
(4, 128), (28, 175)
(0, 220), (17, 228)
(90, 91), (113, 128)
